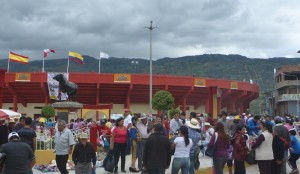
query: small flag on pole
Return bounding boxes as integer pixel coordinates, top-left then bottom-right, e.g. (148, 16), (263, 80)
(99, 51), (109, 73)
(9, 52), (29, 64)
(44, 49), (55, 58)
(100, 51), (109, 58)
(69, 51), (84, 64)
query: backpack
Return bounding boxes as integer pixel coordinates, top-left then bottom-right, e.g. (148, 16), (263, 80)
(103, 150), (115, 172)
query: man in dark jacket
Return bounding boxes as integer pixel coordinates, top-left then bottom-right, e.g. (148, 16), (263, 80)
(143, 124), (171, 174)
(72, 132), (96, 174)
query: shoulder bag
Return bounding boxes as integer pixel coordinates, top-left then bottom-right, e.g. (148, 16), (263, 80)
(246, 149), (256, 165)
(205, 132), (218, 158)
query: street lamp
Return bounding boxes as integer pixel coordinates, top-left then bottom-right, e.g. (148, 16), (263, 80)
(282, 73), (299, 118)
(131, 61), (138, 74)
(144, 21), (158, 116)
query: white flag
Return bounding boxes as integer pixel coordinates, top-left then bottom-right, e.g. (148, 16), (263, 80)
(100, 51), (109, 58)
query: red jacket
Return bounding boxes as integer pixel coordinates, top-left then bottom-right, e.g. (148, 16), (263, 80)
(232, 132), (248, 160)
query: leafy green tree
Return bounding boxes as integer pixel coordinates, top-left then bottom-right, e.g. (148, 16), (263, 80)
(169, 108), (180, 119)
(152, 90), (175, 114)
(41, 105), (55, 120)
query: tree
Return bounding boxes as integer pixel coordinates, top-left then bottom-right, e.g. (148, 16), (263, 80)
(41, 105), (55, 120)
(152, 90), (175, 114)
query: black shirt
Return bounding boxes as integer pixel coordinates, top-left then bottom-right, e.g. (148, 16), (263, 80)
(143, 133), (171, 169)
(272, 135), (285, 161)
(13, 123), (23, 132)
(0, 141), (35, 174)
(0, 125), (9, 145)
(17, 127), (37, 151)
(72, 142), (96, 165)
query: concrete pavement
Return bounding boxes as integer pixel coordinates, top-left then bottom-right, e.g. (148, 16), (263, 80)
(33, 154), (296, 174)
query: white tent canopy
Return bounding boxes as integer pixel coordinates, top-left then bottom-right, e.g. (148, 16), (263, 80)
(0, 109), (21, 120)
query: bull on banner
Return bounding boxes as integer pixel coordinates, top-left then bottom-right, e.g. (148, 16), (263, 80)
(47, 72), (69, 100)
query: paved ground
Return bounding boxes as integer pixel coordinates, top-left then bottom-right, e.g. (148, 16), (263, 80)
(33, 154), (296, 174)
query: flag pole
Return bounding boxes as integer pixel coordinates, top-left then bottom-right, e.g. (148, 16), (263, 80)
(7, 52), (10, 72)
(99, 51), (101, 74)
(67, 51), (70, 73)
(42, 52), (45, 72)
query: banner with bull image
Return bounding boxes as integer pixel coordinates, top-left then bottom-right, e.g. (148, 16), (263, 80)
(47, 72), (69, 100)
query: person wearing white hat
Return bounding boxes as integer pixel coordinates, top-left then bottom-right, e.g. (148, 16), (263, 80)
(72, 132), (96, 174)
(136, 113), (152, 171)
(0, 132), (36, 174)
(201, 122), (215, 156)
(186, 118), (201, 174)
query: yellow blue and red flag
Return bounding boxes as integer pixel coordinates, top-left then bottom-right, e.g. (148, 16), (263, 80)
(68, 51), (84, 64)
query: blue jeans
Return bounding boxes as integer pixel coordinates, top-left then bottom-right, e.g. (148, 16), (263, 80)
(213, 157), (228, 174)
(189, 155), (195, 174)
(172, 157), (190, 174)
(148, 168), (165, 174)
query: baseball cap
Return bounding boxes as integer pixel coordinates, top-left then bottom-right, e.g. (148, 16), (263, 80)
(8, 132), (19, 140)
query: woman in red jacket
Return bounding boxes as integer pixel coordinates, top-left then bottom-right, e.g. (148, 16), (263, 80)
(232, 124), (248, 174)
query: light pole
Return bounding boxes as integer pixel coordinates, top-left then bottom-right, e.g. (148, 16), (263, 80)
(131, 60), (138, 74)
(144, 21), (158, 116)
(282, 73), (299, 118)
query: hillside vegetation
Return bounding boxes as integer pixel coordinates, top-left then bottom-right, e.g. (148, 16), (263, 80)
(2, 54), (300, 114)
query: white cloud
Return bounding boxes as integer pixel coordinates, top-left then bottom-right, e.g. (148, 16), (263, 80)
(0, 0), (300, 60)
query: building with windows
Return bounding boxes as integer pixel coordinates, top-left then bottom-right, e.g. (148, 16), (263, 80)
(272, 65), (300, 116)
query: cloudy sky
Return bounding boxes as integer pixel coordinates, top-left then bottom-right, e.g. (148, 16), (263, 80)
(1, 0), (300, 61)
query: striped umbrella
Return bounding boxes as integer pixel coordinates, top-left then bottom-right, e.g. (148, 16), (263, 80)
(0, 109), (21, 120)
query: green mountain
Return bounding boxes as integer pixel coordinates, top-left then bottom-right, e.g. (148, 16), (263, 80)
(1, 54), (300, 114)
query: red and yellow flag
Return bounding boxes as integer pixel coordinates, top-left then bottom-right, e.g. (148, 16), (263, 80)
(9, 52), (29, 64)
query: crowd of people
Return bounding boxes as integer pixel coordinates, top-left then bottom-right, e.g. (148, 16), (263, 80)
(107, 111), (300, 174)
(1, 110), (300, 174)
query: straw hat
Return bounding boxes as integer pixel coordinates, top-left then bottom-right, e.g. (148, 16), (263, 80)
(79, 132), (89, 139)
(140, 113), (147, 119)
(9, 119), (15, 123)
(187, 118), (200, 129)
(204, 122), (211, 126)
